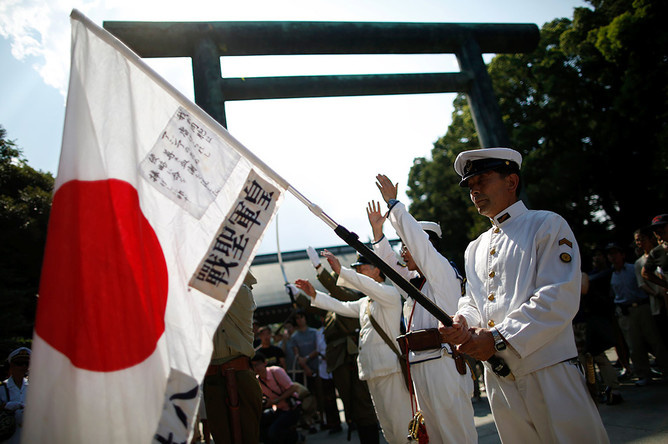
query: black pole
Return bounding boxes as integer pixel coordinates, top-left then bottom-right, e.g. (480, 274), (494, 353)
(333, 224), (512, 378)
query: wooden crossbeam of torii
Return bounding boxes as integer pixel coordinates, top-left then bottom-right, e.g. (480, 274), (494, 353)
(103, 20), (539, 148)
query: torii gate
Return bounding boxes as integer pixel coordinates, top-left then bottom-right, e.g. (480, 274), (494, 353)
(103, 20), (539, 148)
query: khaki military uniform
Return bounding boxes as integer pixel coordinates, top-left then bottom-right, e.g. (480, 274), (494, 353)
(203, 271), (263, 444)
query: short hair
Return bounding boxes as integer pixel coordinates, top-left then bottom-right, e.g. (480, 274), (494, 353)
(494, 165), (522, 196)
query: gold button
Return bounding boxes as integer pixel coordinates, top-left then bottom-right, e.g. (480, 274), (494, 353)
(490, 249), (496, 255)
(488, 294), (495, 301)
(494, 227), (501, 233)
(488, 320), (495, 327)
(489, 271), (496, 278)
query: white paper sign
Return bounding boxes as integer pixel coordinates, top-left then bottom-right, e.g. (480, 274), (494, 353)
(140, 106), (241, 218)
(189, 169), (281, 301)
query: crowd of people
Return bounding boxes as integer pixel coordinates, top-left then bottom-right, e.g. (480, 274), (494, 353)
(4, 147), (668, 444)
(194, 147), (610, 444)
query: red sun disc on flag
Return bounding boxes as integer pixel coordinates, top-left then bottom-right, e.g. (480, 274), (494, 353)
(37, 179), (168, 372)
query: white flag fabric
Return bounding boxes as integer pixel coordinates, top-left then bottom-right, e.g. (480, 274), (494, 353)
(24, 10), (285, 443)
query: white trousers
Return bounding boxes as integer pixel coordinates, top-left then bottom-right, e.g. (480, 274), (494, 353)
(485, 360), (609, 443)
(411, 354), (477, 444)
(367, 372), (413, 444)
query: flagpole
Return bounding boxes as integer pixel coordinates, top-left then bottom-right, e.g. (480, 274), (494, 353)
(71, 9), (510, 378)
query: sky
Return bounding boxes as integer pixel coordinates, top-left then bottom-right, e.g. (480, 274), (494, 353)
(0, 0), (588, 256)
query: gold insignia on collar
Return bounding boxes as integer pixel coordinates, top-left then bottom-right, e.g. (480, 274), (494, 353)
(559, 238), (573, 248)
(497, 213), (511, 223)
(560, 252), (572, 263)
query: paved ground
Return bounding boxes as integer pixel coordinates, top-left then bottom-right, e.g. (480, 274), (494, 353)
(304, 371), (668, 444)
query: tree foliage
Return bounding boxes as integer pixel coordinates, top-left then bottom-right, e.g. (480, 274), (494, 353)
(407, 0), (668, 267)
(0, 125), (54, 353)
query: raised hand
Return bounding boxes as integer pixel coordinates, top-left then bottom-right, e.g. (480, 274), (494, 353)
(375, 174), (398, 204)
(320, 249), (342, 274)
(295, 279), (316, 299)
(366, 200), (386, 242)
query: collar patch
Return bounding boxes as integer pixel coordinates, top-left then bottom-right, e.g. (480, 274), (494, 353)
(497, 213), (511, 224)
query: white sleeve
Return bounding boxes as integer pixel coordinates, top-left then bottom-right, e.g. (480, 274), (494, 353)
(312, 291), (361, 318)
(388, 202), (462, 303)
(337, 267), (402, 309)
(372, 235), (415, 282)
(496, 216), (582, 358)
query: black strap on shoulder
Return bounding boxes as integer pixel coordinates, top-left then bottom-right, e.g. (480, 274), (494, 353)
(365, 304), (402, 358)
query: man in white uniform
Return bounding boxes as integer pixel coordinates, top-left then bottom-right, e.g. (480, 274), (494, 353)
(440, 147), (608, 443)
(295, 250), (412, 444)
(371, 179), (477, 444)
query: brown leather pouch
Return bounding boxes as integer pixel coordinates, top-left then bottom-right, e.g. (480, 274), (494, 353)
(400, 328), (442, 351)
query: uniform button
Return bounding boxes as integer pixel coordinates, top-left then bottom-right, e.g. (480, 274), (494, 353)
(489, 271), (496, 278)
(488, 294), (495, 301)
(488, 320), (495, 327)
(494, 227), (501, 234)
(490, 249), (496, 255)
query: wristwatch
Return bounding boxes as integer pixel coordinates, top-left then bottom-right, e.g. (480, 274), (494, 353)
(491, 328), (506, 351)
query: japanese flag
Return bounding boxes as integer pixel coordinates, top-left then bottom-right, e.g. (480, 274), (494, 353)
(23, 10), (285, 443)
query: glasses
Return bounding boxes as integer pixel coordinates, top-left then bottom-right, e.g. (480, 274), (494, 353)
(400, 245), (409, 254)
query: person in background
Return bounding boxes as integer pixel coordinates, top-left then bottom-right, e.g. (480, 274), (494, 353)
(0, 347), (30, 444)
(252, 353), (302, 444)
(256, 326), (287, 369)
(315, 315), (342, 434)
(278, 321), (297, 379)
(203, 271), (262, 444)
(607, 243), (668, 386)
(634, 227), (668, 346)
(642, 214), (668, 315)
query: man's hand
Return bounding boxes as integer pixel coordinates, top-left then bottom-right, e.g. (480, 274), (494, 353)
(438, 314), (471, 345)
(321, 249), (341, 274)
(295, 279), (316, 299)
(367, 200), (386, 242)
(456, 328), (496, 361)
(375, 174), (398, 204)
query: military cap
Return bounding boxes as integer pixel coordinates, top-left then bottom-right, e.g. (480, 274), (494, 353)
(8, 347), (31, 363)
(418, 221), (442, 239)
(454, 148), (522, 187)
(350, 254), (373, 268)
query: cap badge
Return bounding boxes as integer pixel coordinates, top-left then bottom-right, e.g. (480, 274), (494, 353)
(464, 160), (473, 175)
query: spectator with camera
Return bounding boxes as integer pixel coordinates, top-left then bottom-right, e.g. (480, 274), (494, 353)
(252, 352), (302, 444)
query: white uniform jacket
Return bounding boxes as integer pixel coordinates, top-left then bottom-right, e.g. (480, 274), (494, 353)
(375, 202), (463, 363)
(312, 266), (403, 381)
(1, 376), (28, 444)
(458, 200), (581, 377)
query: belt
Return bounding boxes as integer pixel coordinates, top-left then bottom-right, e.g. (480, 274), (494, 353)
(206, 356), (251, 376)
